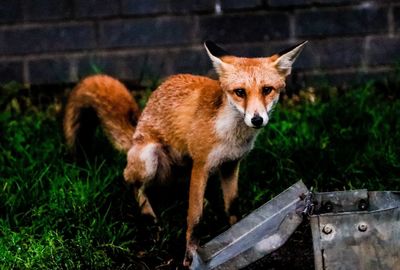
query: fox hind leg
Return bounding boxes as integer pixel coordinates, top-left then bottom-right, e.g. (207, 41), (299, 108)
(124, 143), (161, 221)
(135, 185), (157, 222)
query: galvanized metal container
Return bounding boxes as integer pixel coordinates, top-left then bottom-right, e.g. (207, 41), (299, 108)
(310, 190), (400, 270)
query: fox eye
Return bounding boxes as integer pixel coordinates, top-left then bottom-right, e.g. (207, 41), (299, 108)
(233, 88), (246, 98)
(262, 86), (273, 96)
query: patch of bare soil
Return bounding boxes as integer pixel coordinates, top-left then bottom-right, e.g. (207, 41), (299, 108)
(246, 221), (314, 270)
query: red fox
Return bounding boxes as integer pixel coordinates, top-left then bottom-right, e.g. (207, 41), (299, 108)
(63, 40), (307, 267)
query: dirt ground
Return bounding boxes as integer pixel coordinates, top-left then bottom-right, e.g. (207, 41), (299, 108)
(246, 221), (314, 270)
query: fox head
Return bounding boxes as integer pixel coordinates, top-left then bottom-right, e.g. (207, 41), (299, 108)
(204, 40), (307, 128)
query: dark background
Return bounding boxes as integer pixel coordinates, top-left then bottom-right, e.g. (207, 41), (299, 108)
(0, 0), (399, 88)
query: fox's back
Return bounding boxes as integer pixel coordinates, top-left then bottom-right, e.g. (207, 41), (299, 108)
(134, 74), (223, 154)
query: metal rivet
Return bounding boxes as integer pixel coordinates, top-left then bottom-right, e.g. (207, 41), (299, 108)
(324, 201), (333, 212)
(358, 223), (368, 232)
(323, 224), (333, 234)
(358, 199), (368, 211)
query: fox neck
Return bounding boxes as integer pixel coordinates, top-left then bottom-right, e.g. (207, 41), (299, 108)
(207, 94), (259, 170)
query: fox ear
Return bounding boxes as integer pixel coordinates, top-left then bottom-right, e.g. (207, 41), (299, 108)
(204, 40), (232, 75)
(273, 41), (308, 76)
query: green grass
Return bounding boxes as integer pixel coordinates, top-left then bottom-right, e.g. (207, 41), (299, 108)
(1, 81), (399, 269)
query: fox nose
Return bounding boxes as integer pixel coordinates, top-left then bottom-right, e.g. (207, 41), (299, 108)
(251, 115), (263, 127)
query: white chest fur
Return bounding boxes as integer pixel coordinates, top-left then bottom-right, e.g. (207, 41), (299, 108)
(207, 103), (259, 169)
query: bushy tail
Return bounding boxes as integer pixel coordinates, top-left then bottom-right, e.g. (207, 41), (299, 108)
(63, 75), (141, 154)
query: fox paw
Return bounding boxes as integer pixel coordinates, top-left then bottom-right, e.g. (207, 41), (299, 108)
(229, 214), (238, 225)
(183, 244), (197, 268)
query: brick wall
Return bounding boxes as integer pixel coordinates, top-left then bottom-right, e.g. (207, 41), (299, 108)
(0, 0), (399, 87)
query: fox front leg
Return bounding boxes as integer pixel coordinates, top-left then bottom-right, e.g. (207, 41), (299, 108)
(219, 160), (240, 225)
(183, 161), (209, 267)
